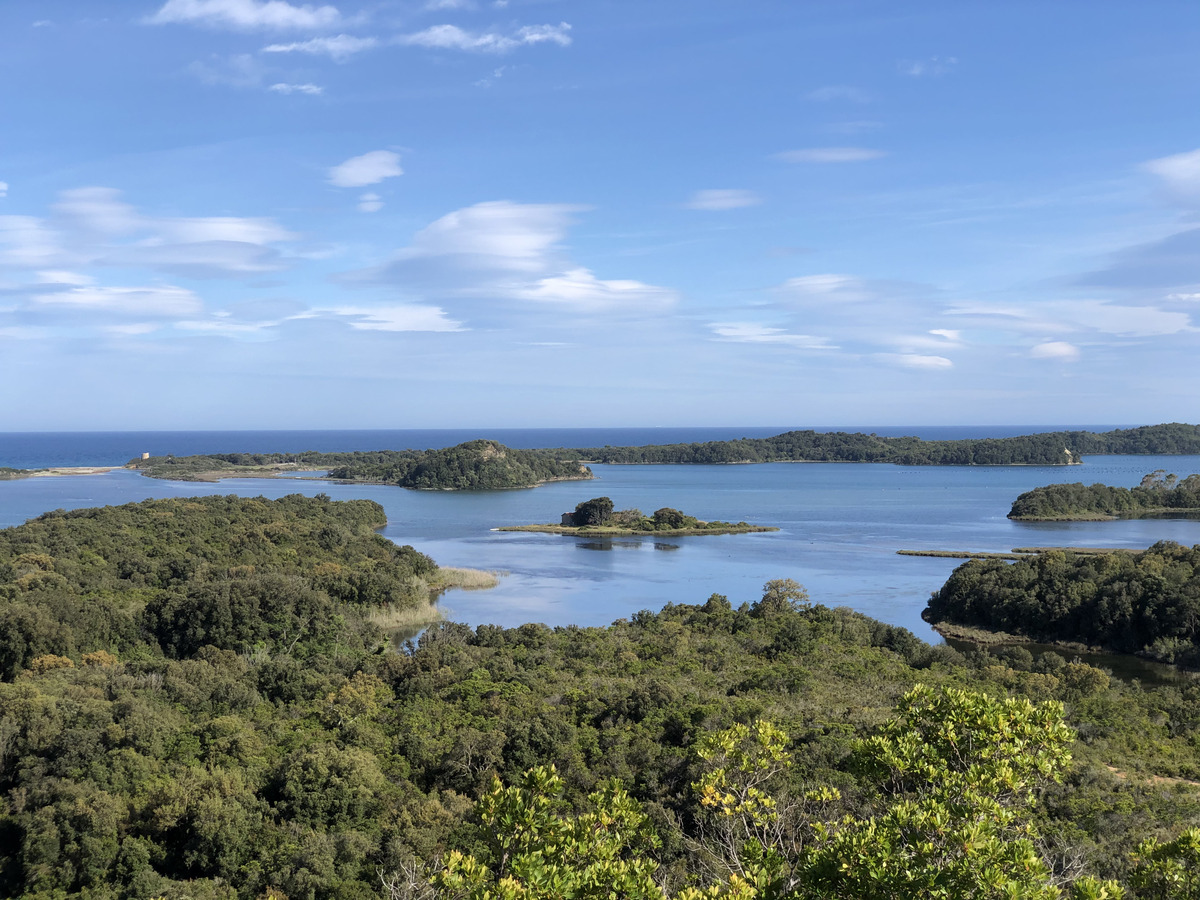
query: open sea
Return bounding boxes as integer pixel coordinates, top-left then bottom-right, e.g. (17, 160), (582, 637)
(3, 425), (1199, 646)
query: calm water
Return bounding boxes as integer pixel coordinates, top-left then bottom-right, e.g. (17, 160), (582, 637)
(1, 428), (1197, 644)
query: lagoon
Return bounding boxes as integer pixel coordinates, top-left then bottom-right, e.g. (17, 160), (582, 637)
(2, 430), (1199, 641)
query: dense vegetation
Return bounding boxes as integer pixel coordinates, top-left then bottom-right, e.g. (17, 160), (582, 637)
(130, 441), (591, 491)
(563, 423), (1200, 467)
(326, 440), (591, 490)
(1010, 471), (1200, 520)
(518, 497), (775, 534)
(2, 498), (1200, 899)
(0, 494), (438, 679)
(925, 541), (1200, 666)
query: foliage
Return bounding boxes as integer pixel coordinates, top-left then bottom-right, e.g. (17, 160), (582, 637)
(925, 542), (1200, 665)
(435, 765), (663, 899)
(563, 424), (1200, 467)
(1010, 472), (1200, 520)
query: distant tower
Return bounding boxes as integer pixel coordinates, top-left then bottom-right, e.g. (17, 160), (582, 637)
(141, 452), (150, 460)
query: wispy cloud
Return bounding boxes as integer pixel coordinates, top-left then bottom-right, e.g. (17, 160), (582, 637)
(147, 0), (341, 32)
(357, 192), (383, 213)
(0, 182), (7, 199)
(262, 33), (377, 61)
(329, 150), (403, 187)
(355, 200), (676, 313)
(684, 189), (762, 211)
(33, 284), (203, 317)
(710, 322), (835, 349)
(881, 353), (953, 370)
(312, 304), (463, 332)
(187, 53), (267, 89)
(1030, 341), (1080, 361)
(397, 22), (571, 53)
(1142, 148), (1200, 203)
(776, 147), (886, 163)
(269, 82), (323, 94)
(898, 56), (957, 77)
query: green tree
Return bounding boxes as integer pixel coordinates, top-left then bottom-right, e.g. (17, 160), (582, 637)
(435, 764), (663, 899)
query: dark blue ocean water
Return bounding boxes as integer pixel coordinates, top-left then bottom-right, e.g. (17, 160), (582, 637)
(0, 425), (1134, 469)
(1, 427), (1195, 644)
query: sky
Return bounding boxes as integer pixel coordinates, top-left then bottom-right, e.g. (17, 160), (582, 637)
(1, 0), (1198, 430)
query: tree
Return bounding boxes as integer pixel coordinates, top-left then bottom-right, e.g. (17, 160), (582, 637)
(573, 497), (615, 527)
(435, 765), (663, 900)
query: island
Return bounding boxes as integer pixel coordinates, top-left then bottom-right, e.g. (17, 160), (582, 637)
(127, 439), (593, 490)
(9, 423), (1200, 485)
(924, 541), (1200, 667)
(0, 493), (493, 677)
(496, 496), (779, 536)
(1008, 470), (1200, 520)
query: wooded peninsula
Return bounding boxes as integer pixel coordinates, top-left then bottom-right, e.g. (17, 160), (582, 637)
(2, 496), (1199, 898)
(1010, 470), (1200, 520)
(496, 496), (779, 536)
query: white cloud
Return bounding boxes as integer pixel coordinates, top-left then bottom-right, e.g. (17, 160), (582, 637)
(1142, 148), (1200, 201)
(899, 56), (957, 77)
(360, 201), (677, 314)
(426, 0), (475, 8)
(37, 270), (94, 286)
(55, 187), (141, 235)
(710, 322), (835, 349)
(0, 182), (7, 198)
(399, 201), (581, 270)
(947, 299), (1192, 338)
(0, 216), (63, 267)
(806, 85), (870, 103)
(1167, 292), (1200, 301)
(147, 0), (341, 31)
(46, 187), (296, 276)
(34, 285), (203, 317)
(262, 34), (377, 61)
(1030, 341), (1081, 361)
(776, 147), (886, 163)
(397, 22), (571, 53)
(777, 274), (874, 302)
(269, 82), (324, 94)
(318, 304), (463, 331)
(929, 328), (961, 341)
(884, 353), (953, 370)
(329, 150), (403, 187)
(684, 189), (762, 211)
(517, 267), (676, 310)
(358, 193), (383, 213)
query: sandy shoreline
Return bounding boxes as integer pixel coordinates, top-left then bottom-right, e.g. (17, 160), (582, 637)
(26, 466), (120, 477)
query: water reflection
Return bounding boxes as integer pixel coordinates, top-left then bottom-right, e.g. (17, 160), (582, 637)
(575, 539), (682, 552)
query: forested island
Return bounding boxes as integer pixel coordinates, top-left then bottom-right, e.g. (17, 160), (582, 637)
(2, 499), (1200, 897)
(497, 496), (779, 536)
(128, 440), (592, 491)
(4, 423), (1192, 488)
(560, 422), (1200, 466)
(1010, 470), (1200, 520)
(925, 541), (1200, 667)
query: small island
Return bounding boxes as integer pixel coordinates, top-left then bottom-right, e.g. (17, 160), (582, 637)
(497, 496), (779, 536)
(1008, 470), (1200, 521)
(127, 440), (593, 491)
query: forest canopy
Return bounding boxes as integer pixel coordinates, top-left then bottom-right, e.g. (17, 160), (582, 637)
(1009, 470), (1200, 520)
(925, 541), (1200, 666)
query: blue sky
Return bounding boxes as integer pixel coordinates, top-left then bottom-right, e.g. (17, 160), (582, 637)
(1, 0), (1198, 430)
